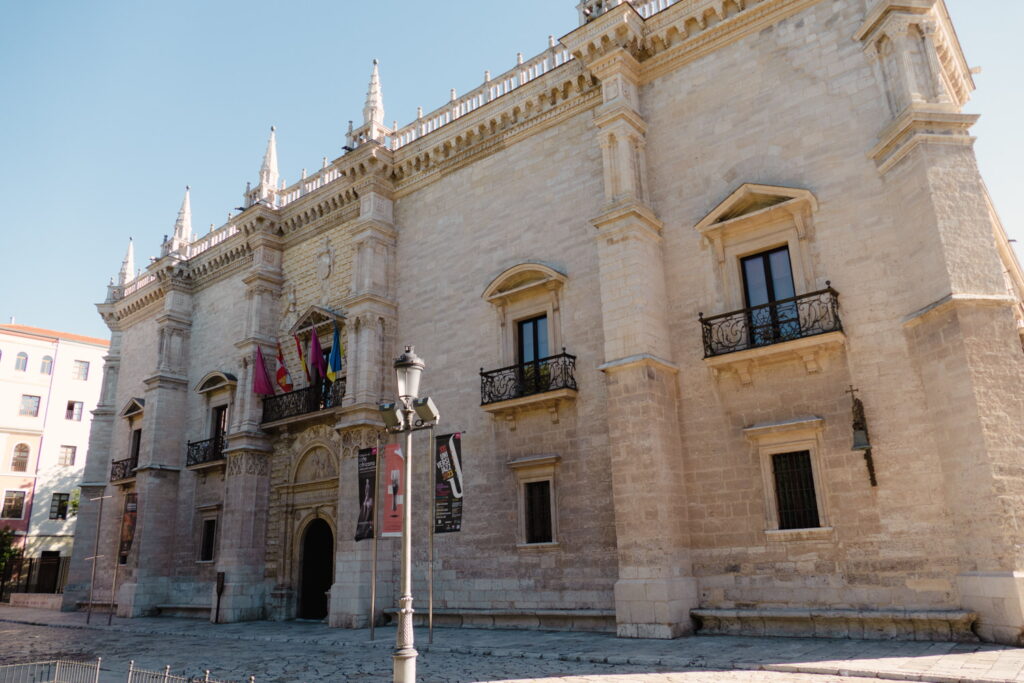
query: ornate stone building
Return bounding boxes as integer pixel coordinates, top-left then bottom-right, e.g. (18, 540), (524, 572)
(65, 0), (1024, 644)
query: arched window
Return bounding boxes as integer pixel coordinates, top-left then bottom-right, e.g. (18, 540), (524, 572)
(40, 356), (53, 375)
(11, 445), (29, 473)
(15, 353), (28, 372)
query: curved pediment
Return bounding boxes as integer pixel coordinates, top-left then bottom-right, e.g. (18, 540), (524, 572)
(194, 371), (238, 394)
(696, 184), (817, 235)
(483, 262), (567, 304)
(293, 445), (339, 484)
(289, 305), (346, 338)
(119, 397), (145, 418)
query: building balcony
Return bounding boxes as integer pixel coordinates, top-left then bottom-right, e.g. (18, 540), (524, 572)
(186, 434), (226, 470)
(260, 378), (346, 427)
(699, 285), (845, 383)
(480, 351), (578, 426)
(110, 456), (138, 483)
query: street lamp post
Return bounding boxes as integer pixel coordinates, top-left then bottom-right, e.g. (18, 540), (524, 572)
(379, 346), (440, 683)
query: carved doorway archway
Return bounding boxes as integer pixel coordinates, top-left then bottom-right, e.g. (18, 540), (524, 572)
(299, 518), (333, 619)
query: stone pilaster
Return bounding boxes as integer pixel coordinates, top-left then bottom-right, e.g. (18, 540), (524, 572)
(565, 8), (698, 637)
(214, 217), (282, 622)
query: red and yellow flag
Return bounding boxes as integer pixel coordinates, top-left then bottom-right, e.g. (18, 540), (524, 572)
(293, 334), (311, 384)
(275, 342), (293, 393)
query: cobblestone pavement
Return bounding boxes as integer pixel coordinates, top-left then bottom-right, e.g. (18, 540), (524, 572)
(0, 606), (1022, 683)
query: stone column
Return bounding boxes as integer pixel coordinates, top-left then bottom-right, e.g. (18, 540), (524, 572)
(214, 219), (281, 622)
(62, 321), (121, 611)
(120, 280), (192, 616)
(332, 178), (397, 626)
(565, 8), (699, 637)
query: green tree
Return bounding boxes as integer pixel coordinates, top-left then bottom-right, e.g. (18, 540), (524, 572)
(0, 527), (23, 600)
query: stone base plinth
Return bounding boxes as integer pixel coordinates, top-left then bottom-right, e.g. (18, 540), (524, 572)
(10, 593), (63, 610)
(614, 577), (698, 639)
(958, 572), (1024, 645)
(382, 607), (615, 633)
(692, 608), (979, 642)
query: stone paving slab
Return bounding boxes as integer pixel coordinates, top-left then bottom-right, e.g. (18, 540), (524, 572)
(0, 606), (1021, 683)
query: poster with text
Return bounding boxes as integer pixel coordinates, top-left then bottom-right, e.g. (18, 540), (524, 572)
(381, 443), (404, 538)
(434, 432), (464, 534)
(119, 493), (138, 564)
(354, 447), (377, 541)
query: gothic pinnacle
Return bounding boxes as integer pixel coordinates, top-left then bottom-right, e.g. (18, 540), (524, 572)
(118, 237), (135, 285)
(260, 125), (280, 189)
(173, 186), (192, 244)
(363, 59), (384, 126)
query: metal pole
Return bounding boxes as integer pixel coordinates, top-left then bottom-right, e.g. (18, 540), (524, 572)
(427, 427), (434, 645)
(370, 432), (382, 642)
(94, 657), (102, 683)
(128, 660), (135, 683)
(392, 410), (416, 682)
(108, 500), (127, 625)
(85, 495), (110, 625)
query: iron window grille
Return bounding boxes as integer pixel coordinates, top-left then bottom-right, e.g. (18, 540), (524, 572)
(699, 284), (842, 358)
(11, 445), (29, 473)
(110, 456), (138, 482)
(771, 450), (820, 530)
(1, 491), (25, 519)
(49, 493), (70, 520)
(480, 350), (577, 406)
(19, 395), (40, 417)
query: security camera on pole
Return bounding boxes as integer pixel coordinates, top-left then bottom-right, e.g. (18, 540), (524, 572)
(378, 346), (440, 683)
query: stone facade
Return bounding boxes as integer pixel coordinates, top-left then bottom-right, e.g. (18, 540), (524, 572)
(65, 0), (1024, 645)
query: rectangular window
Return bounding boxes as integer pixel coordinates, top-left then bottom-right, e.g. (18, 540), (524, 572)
(129, 429), (142, 461)
(49, 493), (70, 520)
(210, 405), (228, 439)
(524, 480), (553, 544)
(1, 491), (26, 519)
(58, 445), (76, 466)
(772, 450), (820, 530)
(72, 360), (90, 381)
(19, 395), (41, 417)
(517, 315), (550, 365)
(741, 246), (799, 346)
(200, 519), (217, 562)
(65, 401), (84, 421)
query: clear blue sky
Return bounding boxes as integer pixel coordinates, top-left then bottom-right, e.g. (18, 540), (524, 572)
(0, 1), (1019, 340)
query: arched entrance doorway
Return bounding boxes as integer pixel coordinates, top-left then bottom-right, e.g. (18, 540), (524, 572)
(299, 518), (333, 619)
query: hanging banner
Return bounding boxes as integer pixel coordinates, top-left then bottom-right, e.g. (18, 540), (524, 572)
(119, 493), (138, 564)
(381, 444), (404, 538)
(354, 447), (377, 541)
(434, 433), (464, 534)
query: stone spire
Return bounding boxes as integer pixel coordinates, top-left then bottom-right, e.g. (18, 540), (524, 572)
(118, 238), (135, 285)
(173, 186), (193, 244)
(259, 126), (279, 189)
(363, 59), (384, 126)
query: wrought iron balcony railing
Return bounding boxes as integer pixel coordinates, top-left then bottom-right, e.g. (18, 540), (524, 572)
(110, 456), (138, 482)
(261, 378), (346, 424)
(186, 434), (226, 467)
(480, 350), (578, 406)
(699, 284), (842, 358)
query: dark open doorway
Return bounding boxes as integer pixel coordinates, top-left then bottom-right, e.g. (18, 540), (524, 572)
(299, 518), (333, 620)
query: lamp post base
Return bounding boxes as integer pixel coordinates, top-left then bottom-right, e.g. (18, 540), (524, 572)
(393, 596), (417, 682)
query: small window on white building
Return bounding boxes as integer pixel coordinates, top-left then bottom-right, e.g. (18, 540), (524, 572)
(19, 395), (40, 417)
(49, 493), (70, 520)
(1, 491), (26, 519)
(11, 445), (29, 473)
(58, 445), (76, 467)
(72, 360), (90, 381)
(15, 353), (28, 372)
(65, 401), (83, 421)
(40, 356), (53, 375)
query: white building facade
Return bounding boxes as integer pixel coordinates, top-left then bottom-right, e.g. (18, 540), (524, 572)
(0, 324), (107, 572)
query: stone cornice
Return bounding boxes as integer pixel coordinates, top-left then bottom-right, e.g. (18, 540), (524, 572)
(640, 0), (825, 84)
(868, 106), (978, 174)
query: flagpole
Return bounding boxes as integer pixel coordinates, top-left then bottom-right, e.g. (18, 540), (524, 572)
(369, 432), (382, 642)
(428, 426), (435, 645)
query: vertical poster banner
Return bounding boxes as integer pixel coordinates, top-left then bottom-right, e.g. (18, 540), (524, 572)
(434, 433), (464, 534)
(119, 493), (138, 564)
(354, 447), (377, 541)
(381, 444), (404, 538)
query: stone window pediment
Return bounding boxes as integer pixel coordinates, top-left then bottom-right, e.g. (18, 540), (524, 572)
(194, 371), (238, 395)
(483, 263), (567, 305)
(119, 398), (145, 419)
(696, 184), (817, 243)
(289, 305), (346, 338)
(292, 445), (339, 484)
